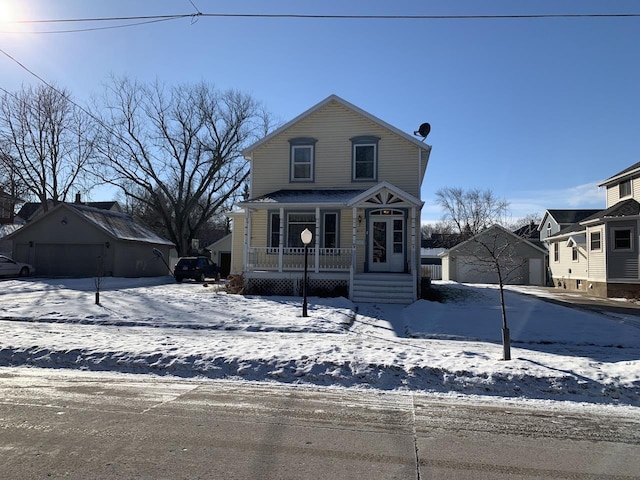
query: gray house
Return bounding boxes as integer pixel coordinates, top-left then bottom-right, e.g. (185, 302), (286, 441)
(7, 203), (174, 277)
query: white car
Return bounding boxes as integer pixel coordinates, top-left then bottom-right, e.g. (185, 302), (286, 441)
(0, 255), (34, 277)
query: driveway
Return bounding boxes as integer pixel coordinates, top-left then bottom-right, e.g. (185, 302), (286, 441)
(506, 285), (640, 324)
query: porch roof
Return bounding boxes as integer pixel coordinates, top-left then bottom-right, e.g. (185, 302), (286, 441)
(239, 189), (367, 208)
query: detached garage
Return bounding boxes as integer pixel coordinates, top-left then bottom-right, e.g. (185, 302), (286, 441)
(440, 224), (547, 286)
(8, 203), (174, 278)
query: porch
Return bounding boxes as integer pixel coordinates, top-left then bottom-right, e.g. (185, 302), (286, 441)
(246, 247), (353, 272)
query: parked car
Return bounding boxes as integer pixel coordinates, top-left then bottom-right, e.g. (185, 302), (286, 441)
(0, 255), (34, 277)
(174, 256), (220, 283)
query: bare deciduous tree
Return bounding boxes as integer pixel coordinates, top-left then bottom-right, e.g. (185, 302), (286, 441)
(0, 84), (96, 211)
(456, 225), (532, 360)
(435, 187), (509, 238)
(96, 77), (273, 255)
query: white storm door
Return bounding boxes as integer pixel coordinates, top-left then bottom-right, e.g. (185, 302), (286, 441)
(369, 216), (404, 272)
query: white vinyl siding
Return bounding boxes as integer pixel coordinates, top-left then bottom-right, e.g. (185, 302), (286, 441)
(587, 226), (606, 281)
(250, 102), (422, 198)
(605, 176), (640, 208)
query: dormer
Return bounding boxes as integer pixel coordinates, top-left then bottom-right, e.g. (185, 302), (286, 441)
(599, 161), (640, 208)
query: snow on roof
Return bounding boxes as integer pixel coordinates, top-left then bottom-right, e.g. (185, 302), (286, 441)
(70, 205), (174, 246)
(0, 224), (22, 238)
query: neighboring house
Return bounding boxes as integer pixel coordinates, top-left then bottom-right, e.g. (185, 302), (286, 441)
(538, 209), (600, 245)
(0, 190), (20, 225)
(16, 194), (122, 223)
(205, 233), (232, 279)
(229, 94), (432, 303)
(546, 161), (640, 297)
(6, 203), (174, 277)
(440, 224), (547, 285)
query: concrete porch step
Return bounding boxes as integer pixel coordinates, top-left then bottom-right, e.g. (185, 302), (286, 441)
(352, 273), (415, 304)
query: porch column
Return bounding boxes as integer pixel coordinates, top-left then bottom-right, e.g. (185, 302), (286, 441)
(350, 207), (357, 299)
(278, 207), (284, 272)
(314, 207), (320, 273)
(243, 208), (250, 270)
(410, 206), (417, 300)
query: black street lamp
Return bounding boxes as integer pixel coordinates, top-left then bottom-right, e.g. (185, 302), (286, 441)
(301, 228), (313, 317)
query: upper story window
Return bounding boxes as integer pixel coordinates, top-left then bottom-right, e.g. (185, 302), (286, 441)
(289, 137), (317, 182)
(351, 136), (380, 181)
(571, 246), (579, 262)
(619, 179), (632, 198)
(546, 222), (551, 238)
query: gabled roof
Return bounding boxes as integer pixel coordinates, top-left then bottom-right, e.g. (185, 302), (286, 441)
(17, 200), (121, 222)
(580, 198), (640, 224)
(598, 161), (640, 187)
(442, 224), (548, 256)
(347, 181), (422, 208)
(539, 209), (601, 228)
(242, 94), (432, 159)
(7, 203), (174, 246)
(546, 199), (640, 240)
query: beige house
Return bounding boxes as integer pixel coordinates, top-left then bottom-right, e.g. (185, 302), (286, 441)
(205, 234), (232, 279)
(546, 162), (640, 297)
(440, 225), (547, 285)
(230, 95), (432, 303)
(7, 202), (174, 277)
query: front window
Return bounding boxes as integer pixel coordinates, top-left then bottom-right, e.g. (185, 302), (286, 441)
(612, 228), (632, 251)
(323, 212), (338, 248)
(287, 213), (315, 247)
(619, 179), (632, 198)
(572, 246), (578, 262)
(351, 136), (379, 181)
(553, 242), (559, 262)
(289, 137), (316, 182)
(269, 212), (280, 247)
(590, 231), (601, 251)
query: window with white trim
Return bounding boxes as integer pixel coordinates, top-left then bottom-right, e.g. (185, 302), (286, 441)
(553, 242), (559, 262)
(572, 246), (579, 262)
(619, 179), (632, 198)
(289, 138), (316, 182)
(351, 136), (379, 181)
(269, 212), (280, 248)
(590, 231), (601, 251)
(612, 228), (632, 251)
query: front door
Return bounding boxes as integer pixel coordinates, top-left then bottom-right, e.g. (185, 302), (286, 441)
(369, 213), (404, 272)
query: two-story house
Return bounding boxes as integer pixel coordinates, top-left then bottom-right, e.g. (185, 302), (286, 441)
(546, 162), (640, 297)
(228, 95), (432, 303)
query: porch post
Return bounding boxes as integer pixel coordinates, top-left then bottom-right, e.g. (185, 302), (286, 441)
(350, 207), (357, 300)
(243, 208), (249, 270)
(278, 207), (284, 272)
(314, 207), (320, 273)
(410, 206), (417, 300)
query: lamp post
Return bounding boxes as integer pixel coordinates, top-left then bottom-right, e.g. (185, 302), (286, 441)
(301, 228), (313, 317)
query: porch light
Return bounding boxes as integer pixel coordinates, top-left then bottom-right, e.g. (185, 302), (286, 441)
(301, 228), (313, 317)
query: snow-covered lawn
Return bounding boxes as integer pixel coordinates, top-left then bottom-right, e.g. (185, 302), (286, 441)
(0, 277), (638, 408)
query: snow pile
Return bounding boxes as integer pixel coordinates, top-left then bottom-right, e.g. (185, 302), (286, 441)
(0, 277), (639, 406)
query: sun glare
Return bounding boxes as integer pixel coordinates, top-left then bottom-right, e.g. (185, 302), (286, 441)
(0, 1), (21, 26)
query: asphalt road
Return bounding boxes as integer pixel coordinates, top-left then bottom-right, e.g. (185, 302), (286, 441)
(1, 368), (639, 479)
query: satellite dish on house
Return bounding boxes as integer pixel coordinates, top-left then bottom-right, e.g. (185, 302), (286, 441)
(413, 122), (431, 140)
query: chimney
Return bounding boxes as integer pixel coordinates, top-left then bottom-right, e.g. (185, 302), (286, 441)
(75, 193), (82, 204)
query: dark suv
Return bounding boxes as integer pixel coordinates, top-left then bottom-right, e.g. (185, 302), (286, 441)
(174, 257), (220, 283)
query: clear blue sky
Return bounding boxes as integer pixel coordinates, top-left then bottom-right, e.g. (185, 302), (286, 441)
(2, 0), (639, 224)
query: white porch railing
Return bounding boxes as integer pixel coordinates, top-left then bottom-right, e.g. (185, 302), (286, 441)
(421, 264), (442, 280)
(247, 247), (353, 272)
